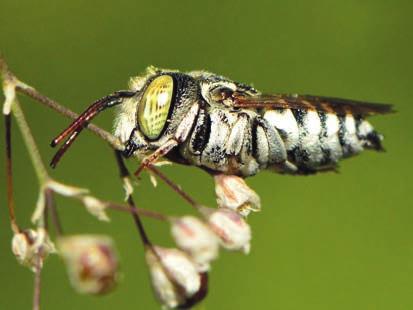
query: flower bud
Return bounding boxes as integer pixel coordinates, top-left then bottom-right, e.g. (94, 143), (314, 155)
(171, 216), (219, 271)
(57, 235), (119, 295)
(11, 228), (56, 271)
(205, 207), (252, 254)
(146, 246), (207, 309)
(214, 174), (260, 217)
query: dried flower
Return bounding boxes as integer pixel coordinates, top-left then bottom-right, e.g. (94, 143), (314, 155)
(214, 174), (261, 217)
(11, 228), (56, 271)
(57, 235), (119, 295)
(171, 216), (219, 271)
(205, 207), (252, 254)
(146, 246), (207, 309)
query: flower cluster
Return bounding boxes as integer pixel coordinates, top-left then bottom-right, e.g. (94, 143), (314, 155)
(9, 174), (258, 309)
(142, 175), (258, 308)
(141, 206), (251, 308)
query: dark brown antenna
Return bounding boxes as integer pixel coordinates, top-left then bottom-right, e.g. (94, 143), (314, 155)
(50, 90), (135, 168)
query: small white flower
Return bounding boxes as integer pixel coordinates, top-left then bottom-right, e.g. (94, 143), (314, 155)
(171, 216), (219, 271)
(214, 174), (260, 217)
(57, 235), (119, 295)
(46, 180), (89, 197)
(11, 228), (56, 271)
(205, 207), (252, 254)
(82, 195), (110, 222)
(146, 246), (206, 309)
(122, 176), (134, 200)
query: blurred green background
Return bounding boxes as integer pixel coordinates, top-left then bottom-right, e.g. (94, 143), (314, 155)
(1, 0), (412, 309)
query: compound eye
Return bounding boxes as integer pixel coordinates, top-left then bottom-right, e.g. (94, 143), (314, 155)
(138, 75), (174, 140)
(210, 86), (234, 102)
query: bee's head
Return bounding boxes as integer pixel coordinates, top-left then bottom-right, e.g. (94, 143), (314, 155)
(50, 67), (199, 167)
(114, 69), (199, 147)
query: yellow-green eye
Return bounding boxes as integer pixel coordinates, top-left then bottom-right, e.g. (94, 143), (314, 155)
(138, 75), (174, 140)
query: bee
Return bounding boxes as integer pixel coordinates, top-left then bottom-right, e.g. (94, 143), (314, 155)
(50, 66), (392, 176)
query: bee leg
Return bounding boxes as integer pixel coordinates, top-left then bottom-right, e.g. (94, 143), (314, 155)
(134, 139), (179, 177)
(133, 103), (200, 177)
(273, 160), (298, 174)
(146, 165), (200, 208)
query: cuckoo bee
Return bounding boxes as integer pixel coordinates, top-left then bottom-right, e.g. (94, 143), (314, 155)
(50, 66), (392, 176)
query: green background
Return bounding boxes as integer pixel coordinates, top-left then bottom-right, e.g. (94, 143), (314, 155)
(1, 1), (412, 309)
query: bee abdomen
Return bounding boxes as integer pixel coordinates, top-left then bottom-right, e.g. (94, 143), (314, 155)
(263, 109), (299, 150)
(263, 107), (383, 174)
(251, 117), (287, 167)
(317, 112), (343, 164)
(337, 114), (363, 157)
(355, 118), (384, 151)
(264, 108), (325, 171)
(181, 105), (384, 177)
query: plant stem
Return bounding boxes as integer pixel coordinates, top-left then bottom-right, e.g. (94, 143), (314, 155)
(113, 151), (153, 246)
(33, 254), (42, 310)
(147, 165), (201, 210)
(68, 192), (170, 222)
(11, 99), (49, 184)
(45, 189), (63, 236)
(4, 114), (19, 233)
(127, 195), (152, 246)
(106, 202), (169, 221)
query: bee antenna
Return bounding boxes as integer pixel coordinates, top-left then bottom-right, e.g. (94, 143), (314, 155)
(50, 90), (135, 168)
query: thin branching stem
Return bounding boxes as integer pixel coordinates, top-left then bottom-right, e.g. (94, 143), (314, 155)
(11, 100), (49, 184)
(114, 150), (153, 246)
(1, 56), (49, 186)
(105, 202), (169, 222)
(33, 254), (42, 310)
(4, 114), (19, 233)
(147, 165), (201, 210)
(127, 195), (152, 246)
(67, 192), (170, 222)
(45, 189), (63, 236)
